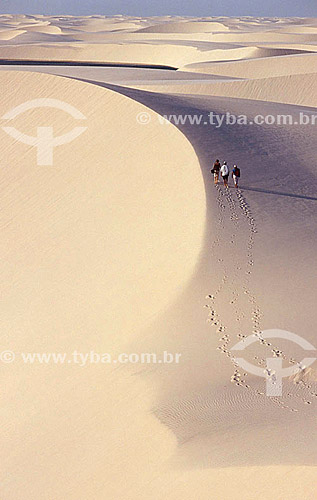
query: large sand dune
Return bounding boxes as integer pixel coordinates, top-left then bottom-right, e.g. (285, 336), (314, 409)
(0, 70), (205, 342)
(0, 71), (206, 500)
(0, 14), (316, 500)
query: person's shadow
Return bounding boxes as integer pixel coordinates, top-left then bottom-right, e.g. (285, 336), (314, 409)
(238, 185), (317, 202)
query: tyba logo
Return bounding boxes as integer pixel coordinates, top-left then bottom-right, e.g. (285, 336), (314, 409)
(2, 98), (87, 165)
(231, 329), (316, 396)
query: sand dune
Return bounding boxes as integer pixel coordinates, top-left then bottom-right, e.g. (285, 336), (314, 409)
(0, 41), (253, 67)
(206, 32), (317, 43)
(0, 14), (316, 500)
(51, 17), (149, 33)
(0, 64), (228, 84)
(277, 25), (317, 33)
(206, 71), (317, 107)
(1, 31), (80, 44)
(0, 70), (205, 341)
(70, 21), (148, 32)
(180, 45), (314, 65)
(21, 24), (63, 34)
(0, 41), (313, 68)
(137, 20), (230, 33)
(0, 42), (200, 66)
(181, 53), (317, 79)
(0, 29), (25, 40)
(0, 15), (316, 69)
(127, 72), (317, 107)
(0, 70), (206, 499)
(100, 82), (317, 499)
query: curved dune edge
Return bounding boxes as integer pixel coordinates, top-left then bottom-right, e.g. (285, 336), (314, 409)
(136, 20), (230, 33)
(126, 72), (317, 108)
(180, 53), (317, 79)
(0, 42), (206, 66)
(0, 41), (274, 67)
(1, 40), (316, 68)
(0, 70), (206, 498)
(0, 70), (205, 346)
(71, 21), (148, 32)
(208, 32), (317, 43)
(22, 25), (63, 34)
(0, 29), (26, 40)
(178, 45), (315, 64)
(277, 25), (317, 33)
(1, 42), (311, 68)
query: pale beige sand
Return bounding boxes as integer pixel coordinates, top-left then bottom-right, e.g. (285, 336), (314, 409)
(181, 53), (317, 78)
(0, 15), (316, 500)
(0, 42), (313, 68)
(0, 64), (232, 84)
(129, 72), (317, 107)
(0, 41), (201, 66)
(208, 32), (317, 43)
(66, 19), (148, 32)
(0, 37), (228, 67)
(177, 45), (315, 64)
(0, 70), (205, 342)
(136, 20), (230, 33)
(20, 24), (63, 34)
(1, 15), (316, 67)
(101, 83), (317, 500)
(0, 29), (26, 40)
(277, 26), (317, 33)
(0, 71), (204, 499)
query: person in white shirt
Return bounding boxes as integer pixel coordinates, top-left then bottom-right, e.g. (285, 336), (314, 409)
(220, 161), (229, 188)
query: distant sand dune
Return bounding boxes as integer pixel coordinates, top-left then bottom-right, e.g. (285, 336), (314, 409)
(208, 32), (317, 43)
(22, 25), (63, 34)
(277, 26), (317, 33)
(0, 42), (201, 66)
(0, 29), (26, 40)
(180, 46), (314, 65)
(0, 41), (314, 68)
(128, 72), (317, 107)
(136, 21), (230, 33)
(181, 53), (317, 79)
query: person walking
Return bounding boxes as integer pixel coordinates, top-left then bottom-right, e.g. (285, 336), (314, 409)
(232, 164), (241, 188)
(211, 159), (221, 185)
(220, 161), (229, 188)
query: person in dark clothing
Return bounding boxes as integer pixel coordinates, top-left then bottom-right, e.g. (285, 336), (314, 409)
(211, 159), (221, 185)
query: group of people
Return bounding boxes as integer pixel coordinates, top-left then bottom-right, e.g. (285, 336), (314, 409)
(211, 159), (241, 188)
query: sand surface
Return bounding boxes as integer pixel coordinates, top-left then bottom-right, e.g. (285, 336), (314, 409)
(0, 14), (316, 500)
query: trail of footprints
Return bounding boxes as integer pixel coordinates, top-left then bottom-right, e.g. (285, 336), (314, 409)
(205, 185), (316, 411)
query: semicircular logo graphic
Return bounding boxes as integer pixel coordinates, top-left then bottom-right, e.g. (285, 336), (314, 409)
(2, 98), (87, 166)
(231, 329), (316, 396)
